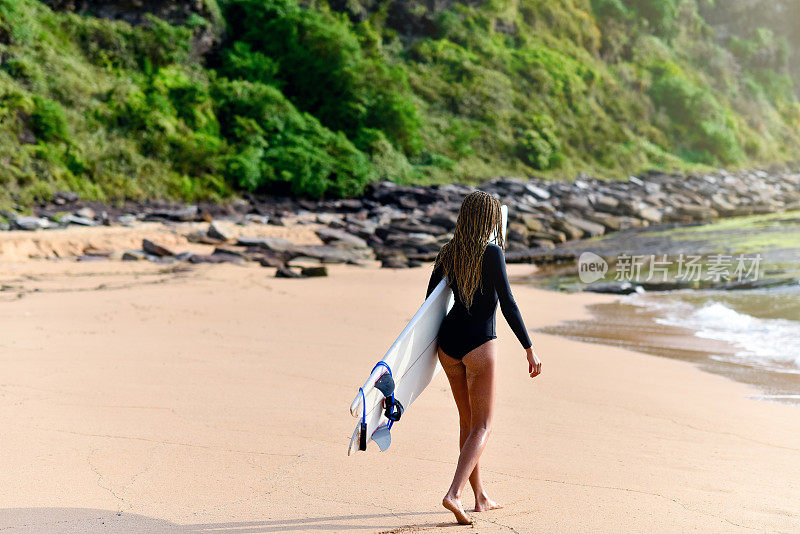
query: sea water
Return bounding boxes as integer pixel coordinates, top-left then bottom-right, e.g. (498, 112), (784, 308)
(624, 284), (800, 402)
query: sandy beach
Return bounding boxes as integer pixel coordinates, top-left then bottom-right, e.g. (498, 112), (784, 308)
(1, 243), (800, 532)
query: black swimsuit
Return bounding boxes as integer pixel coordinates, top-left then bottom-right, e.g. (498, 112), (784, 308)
(426, 243), (532, 359)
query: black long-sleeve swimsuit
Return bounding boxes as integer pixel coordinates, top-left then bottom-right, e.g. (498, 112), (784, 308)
(426, 243), (532, 359)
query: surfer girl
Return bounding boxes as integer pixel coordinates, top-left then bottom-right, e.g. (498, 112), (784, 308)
(426, 191), (542, 525)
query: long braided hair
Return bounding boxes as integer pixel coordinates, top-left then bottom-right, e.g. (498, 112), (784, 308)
(434, 191), (504, 309)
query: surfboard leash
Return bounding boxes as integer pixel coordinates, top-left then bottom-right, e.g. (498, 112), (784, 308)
(357, 361), (405, 451)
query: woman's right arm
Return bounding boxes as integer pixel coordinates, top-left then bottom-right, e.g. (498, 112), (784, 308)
(487, 245), (532, 349)
(488, 245), (542, 377)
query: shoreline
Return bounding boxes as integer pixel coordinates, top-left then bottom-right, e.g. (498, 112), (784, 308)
(539, 288), (800, 406)
(1, 259), (799, 532)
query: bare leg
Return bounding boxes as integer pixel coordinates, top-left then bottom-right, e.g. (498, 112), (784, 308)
(439, 348), (502, 513)
(439, 340), (498, 524)
(438, 349), (473, 524)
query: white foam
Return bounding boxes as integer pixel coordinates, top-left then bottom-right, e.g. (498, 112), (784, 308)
(625, 293), (800, 373)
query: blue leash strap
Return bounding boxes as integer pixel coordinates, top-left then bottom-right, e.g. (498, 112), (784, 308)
(370, 362), (396, 430)
(361, 361), (397, 431)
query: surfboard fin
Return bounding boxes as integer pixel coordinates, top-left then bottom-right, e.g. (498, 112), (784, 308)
(374, 373), (395, 397)
(371, 424), (391, 451)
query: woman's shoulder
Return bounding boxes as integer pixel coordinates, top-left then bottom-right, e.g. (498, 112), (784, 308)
(484, 243), (504, 260)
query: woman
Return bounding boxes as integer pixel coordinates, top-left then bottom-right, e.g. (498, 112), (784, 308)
(426, 191), (542, 525)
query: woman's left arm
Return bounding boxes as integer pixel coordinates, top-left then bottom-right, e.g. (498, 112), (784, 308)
(426, 263), (444, 299)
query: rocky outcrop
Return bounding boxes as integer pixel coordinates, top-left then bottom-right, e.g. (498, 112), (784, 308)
(8, 165), (800, 273)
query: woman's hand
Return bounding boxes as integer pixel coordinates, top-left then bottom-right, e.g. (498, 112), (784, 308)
(526, 347), (542, 378)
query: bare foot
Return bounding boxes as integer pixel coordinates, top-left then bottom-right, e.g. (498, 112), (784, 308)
(442, 495), (473, 525)
(474, 494), (503, 512)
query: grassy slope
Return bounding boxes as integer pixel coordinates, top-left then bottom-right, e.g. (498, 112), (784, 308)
(0, 0), (798, 210)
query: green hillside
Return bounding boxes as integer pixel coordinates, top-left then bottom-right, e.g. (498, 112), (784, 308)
(1, 0), (798, 207)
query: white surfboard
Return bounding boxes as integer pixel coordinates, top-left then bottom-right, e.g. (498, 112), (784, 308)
(348, 205), (507, 454)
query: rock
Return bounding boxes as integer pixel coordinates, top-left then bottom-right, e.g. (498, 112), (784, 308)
(504, 249), (576, 265)
(618, 216), (647, 229)
(146, 205), (199, 222)
(83, 246), (113, 257)
(243, 214), (270, 225)
(13, 216), (49, 231)
(507, 222), (528, 237)
(528, 230), (567, 244)
(212, 246), (245, 258)
(238, 237), (299, 255)
(750, 203), (780, 215)
(593, 195), (619, 212)
(529, 240), (556, 250)
(117, 214), (138, 226)
(562, 196), (592, 212)
(425, 210), (458, 231)
(386, 233), (438, 250)
(381, 252), (410, 268)
(380, 221), (447, 237)
(506, 227), (527, 245)
(581, 211), (622, 231)
(316, 213), (343, 225)
(551, 218), (584, 240)
(637, 205), (663, 224)
(713, 277), (797, 291)
(710, 194), (737, 216)
(563, 215), (605, 237)
(406, 251), (438, 262)
(77, 254), (108, 262)
(301, 266), (328, 277)
(524, 183), (551, 200)
(676, 204), (718, 221)
(257, 255), (285, 268)
(297, 244), (366, 263)
(122, 250), (146, 261)
(275, 265), (303, 278)
(315, 227), (368, 248)
(288, 256), (324, 268)
(207, 221), (233, 241)
(189, 253), (243, 264)
(186, 230), (223, 245)
(338, 199), (366, 211)
(584, 281), (643, 294)
(62, 214), (97, 226)
(142, 239), (175, 257)
(75, 207), (95, 219)
(53, 191), (79, 205)
(521, 215), (545, 232)
(638, 280), (695, 291)
(174, 252), (195, 261)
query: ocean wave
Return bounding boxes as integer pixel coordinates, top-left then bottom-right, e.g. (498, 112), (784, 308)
(625, 292), (800, 373)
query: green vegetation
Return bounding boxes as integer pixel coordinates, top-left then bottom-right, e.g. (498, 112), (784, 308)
(0, 0), (799, 207)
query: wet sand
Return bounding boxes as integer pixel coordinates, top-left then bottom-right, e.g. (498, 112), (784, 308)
(1, 252), (799, 532)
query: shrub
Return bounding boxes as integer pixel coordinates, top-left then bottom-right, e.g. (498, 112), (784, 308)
(649, 66), (743, 164)
(213, 79), (375, 197)
(30, 95), (68, 141)
(217, 0), (421, 154)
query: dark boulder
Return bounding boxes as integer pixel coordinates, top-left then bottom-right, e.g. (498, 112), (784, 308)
(142, 239), (175, 257)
